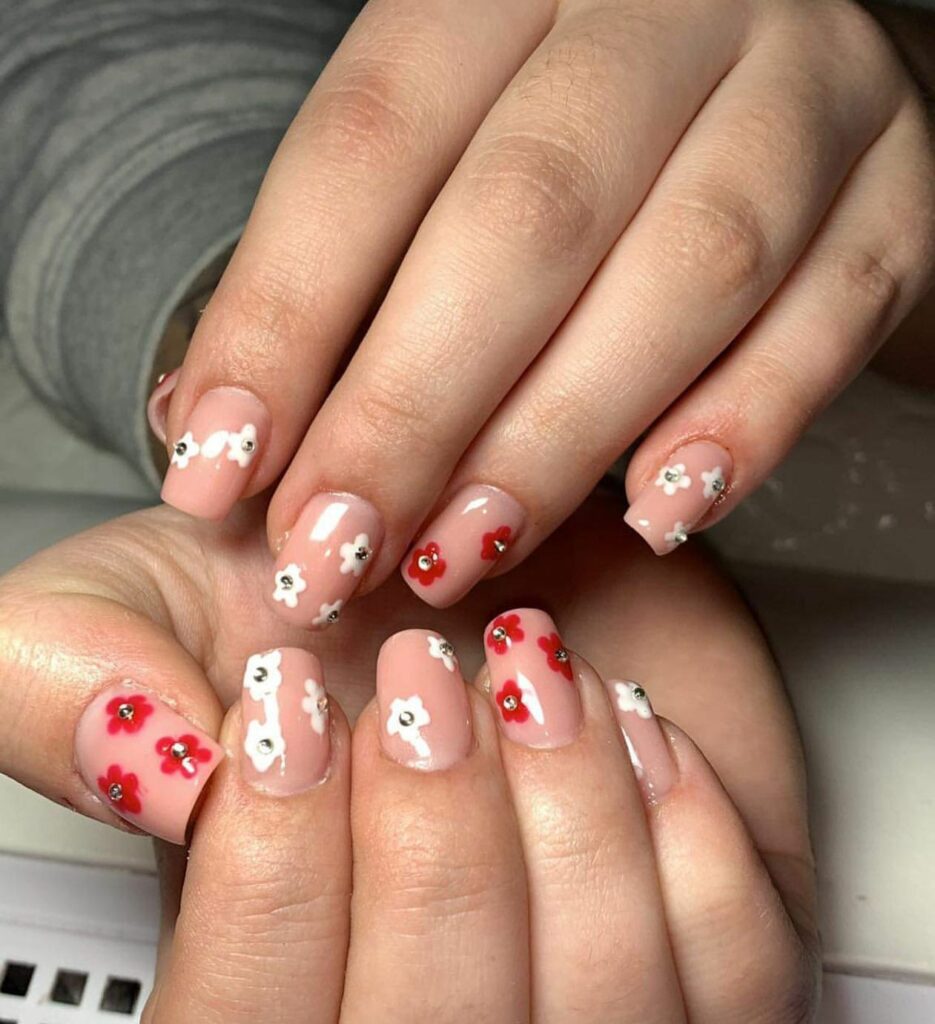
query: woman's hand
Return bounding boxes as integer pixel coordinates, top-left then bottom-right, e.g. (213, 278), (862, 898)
(155, 0), (934, 622)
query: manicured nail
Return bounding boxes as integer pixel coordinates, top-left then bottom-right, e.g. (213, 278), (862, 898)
(240, 647), (331, 795)
(401, 484), (525, 608)
(624, 441), (732, 555)
(74, 683), (223, 844)
(377, 629), (472, 771)
(607, 680), (677, 801)
(146, 368), (180, 445)
(161, 386), (270, 520)
(484, 609), (581, 749)
(270, 493), (383, 630)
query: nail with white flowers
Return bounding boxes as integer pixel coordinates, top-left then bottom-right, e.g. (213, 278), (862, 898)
(241, 647), (331, 795)
(377, 629), (472, 771)
(161, 386), (270, 521)
(271, 493), (384, 630)
(607, 679), (676, 801)
(624, 441), (732, 555)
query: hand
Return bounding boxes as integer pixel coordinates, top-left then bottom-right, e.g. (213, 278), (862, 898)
(0, 495), (817, 1021)
(154, 0), (934, 624)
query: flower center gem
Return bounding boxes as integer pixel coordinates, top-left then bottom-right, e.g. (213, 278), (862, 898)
(174, 441), (187, 457)
(417, 554), (434, 572)
(317, 696), (329, 713)
(257, 738), (274, 754)
(327, 608), (340, 623)
(108, 783), (123, 802)
(253, 666), (268, 682)
(664, 467), (681, 483)
(554, 647), (569, 663)
(278, 574), (294, 590)
(711, 477), (724, 493)
(117, 703), (135, 720)
(241, 438), (255, 453)
(355, 546), (370, 561)
(673, 530), (688, 545)
(170, 741), (189, 760)
(493, 539), (508, 554)
(491, 626), (507, 643)
(398, 710), (415, 727)
(439, 641), (455, 657)
(502, 695), (519, 711)
(633, 686), (647, 701)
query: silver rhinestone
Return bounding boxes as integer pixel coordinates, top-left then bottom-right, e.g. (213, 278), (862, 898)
(241, 438), (256, 453)
(317, 695), (329, 714)
(633, 686), (647, 701)
(554, 647), (570, 663)
(673, 530), (688, 545)
(417, 554), (433, 572)
(711, 477), (725, 494)
(253, 666), (268, 682)
(169, 741), (189, 760)
(398, 710), (415, 727)
(257, 738), (274, 754)
(502, 695), (519, 711)
(117, 702), (135, 720)
(327, 608), (340, 623)
(355, 546), (370, 561)
(174, 441), (188, 457)
(664, 467), (681, 483)
(278, 574), (294, 590)
(491, 626), (507, 642)
(439, 640), (455, 658)
(493, 538), (508, 554)
(108, 783), (123, 802)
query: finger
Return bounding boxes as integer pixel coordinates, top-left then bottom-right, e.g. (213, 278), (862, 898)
(149, 648), (351, 1024)
(268, 0), (748, 615)
(160, 0), (555, 520)
(438, 4), (904, 567)
(341, 628), (529, 1023)
(625, 95), (935, 547)
(0, 572), (223, 844)
(482, 609), (685, 1024)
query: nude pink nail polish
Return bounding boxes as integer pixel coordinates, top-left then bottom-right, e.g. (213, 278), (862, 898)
(607, 679), (677, 801)
(146, 368), (180, 445)
(401, 484), (525, 608)
(624, 441), (732, 555)
(270, 493), (383, 630)
(484, 609), (581, 749)
(377, 629), (472, 771)
(240, 647), (331, 795)
(74, 683), (223, 844)
(161, 386), (270, 520)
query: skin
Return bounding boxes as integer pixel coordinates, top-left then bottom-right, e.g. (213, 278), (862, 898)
(0, 494), (819, 1021)
(163, 0), (935, 601)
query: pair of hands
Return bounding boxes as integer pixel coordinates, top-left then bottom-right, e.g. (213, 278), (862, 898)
(0, 496), (817, 1022)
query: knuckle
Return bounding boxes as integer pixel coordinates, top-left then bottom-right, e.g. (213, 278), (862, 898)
(818, 247), (901, 320)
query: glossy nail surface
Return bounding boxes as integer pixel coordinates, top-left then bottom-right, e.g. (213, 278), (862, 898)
(161, 386), (270, 520)
(624, 441), (732, 555)
(378, 629), (472, 771)
(401, 484), (525, 608)
(75, 683), (223, 844)
(484, 609), (581, 749)
(608, 679), (677, 801)
(146, 368), (180, 445)
(241, 647), (331, 795)
(271, 493), (383, 630)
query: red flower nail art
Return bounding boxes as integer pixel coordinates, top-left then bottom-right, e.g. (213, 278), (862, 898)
(538, 632), (573, 681)
(486, 613), (525, 655)
(105, 693), (153, 735)
(407, 542), (446, 586)
(496, 680), (530, 723)
(97, 764), (142, 814)
(481, 525), (512, 561)
(156, 734), (214, 777)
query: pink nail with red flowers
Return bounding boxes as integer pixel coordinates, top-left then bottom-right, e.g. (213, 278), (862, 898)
(401, 484), (525, 608)
(483, 608), (581, 749)
(270, 493), (383, 630)
(161, 386), (270, 521)
(241, 647), (331, 795)
(74, 683), (223, 844)
(624, 441), (732, 555)
(146, 368), (180, 445)
(607, 680), (677, 801)
(378, 629), (472, 771)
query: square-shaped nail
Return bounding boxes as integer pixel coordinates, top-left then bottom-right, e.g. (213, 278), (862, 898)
(270, 493), (383, 630)
(378, 629), (472, 771)
(624, 441), (732, 555)
(75, 683), (223, 843)
(401, 484), (525, 608)
(241, 647), (331, 795)
(161, 386), (270, 520)
(484, 609), (581, 749)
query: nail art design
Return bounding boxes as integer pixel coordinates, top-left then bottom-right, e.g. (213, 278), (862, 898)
(484, 609), (581, 749)
(171, 431), (200, 469)
(624, 441), (733, 555)
(606, 679), (677, 801)
(377, 629), (472, 771)
(241, 648), (331, 794)
(402, 484), (526, 608)
(76, 682), (223, 844)
(614, 681), (653, 719)
(271, 494), (384, 630)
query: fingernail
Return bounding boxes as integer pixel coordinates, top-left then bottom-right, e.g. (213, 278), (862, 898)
(270, 493), (383, 630)
(377, 629), (472, 771)
(161, 386), (270, 520)
(607, 680), (677, 801)
(146, 368), (180, 444)
(624, 441), (732, 555)
(240, 647), (331, 795)
(74, 683), (223, 844)
(401, 484), (525, 608)
(484, 609), (581, 749)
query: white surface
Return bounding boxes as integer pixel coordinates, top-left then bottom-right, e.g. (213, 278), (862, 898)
(819, 974), (935, 1024)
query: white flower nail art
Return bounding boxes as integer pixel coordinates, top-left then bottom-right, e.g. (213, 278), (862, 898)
(313, 599), (343, 627)
(244, 718), (286, 773)
(386, 695), (431, 758)
(227, 424), (258, 468)
(301, 678), (328, 736)
(243, 649), (283, 701)
(339, 533), (372, 577)
(170, 431), (200, 469)
(199, 429), (230, 460)
(273, 564), (307, 609)
(701, 466), (725, 499)
(664, 521), (688, 547)
(655, 463), (692, 496)
(426, 634), (457, 672)
(614, 681), (653, 720)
